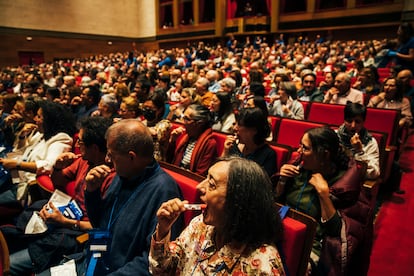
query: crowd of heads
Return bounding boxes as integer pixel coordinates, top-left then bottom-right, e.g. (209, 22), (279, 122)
(0, 28), (412, 163)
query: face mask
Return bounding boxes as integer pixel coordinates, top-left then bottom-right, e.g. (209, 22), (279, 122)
(143, 108), (156, 121)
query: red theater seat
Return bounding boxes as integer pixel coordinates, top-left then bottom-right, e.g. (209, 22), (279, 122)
(269, 142), (292, 172)
(35, 175), (77, 197)
(365, 107), (400, 147)
(159, 161), (205, 226)
(269, 116), (282, 142)
(316, 75), (325, 86)
(307, 102), (345, 126)
(275, 118), (326, 149)
(365, 108), (400, 183)
(276, 204), (317, 276)
(211, 131), (229, 157)
(298, 100), (311, 119)
(377, 67), (391, 79)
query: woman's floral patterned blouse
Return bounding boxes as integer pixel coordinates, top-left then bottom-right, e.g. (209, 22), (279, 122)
(149, 215), (285, 275)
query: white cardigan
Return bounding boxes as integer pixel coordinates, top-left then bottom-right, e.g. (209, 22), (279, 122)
(16, 132), (73, 200)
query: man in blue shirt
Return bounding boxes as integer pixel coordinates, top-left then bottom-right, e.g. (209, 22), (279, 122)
(84, 119), (184, 275)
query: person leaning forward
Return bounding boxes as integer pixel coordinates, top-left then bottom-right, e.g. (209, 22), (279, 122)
(84, 119), (184, 275)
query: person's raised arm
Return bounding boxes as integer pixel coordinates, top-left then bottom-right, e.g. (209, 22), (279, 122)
(155, 198), (188, 241)
(84, 164), (112, 193)
(221, 134), (237, 157)
(51, 152), (80, 190)
(275, 163), (301, 197)
(309, 173), (336, 221)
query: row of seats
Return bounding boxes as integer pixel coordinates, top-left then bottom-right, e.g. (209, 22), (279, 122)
(27, 160), (317, 276)
(173, 102), (398, 188)
(302, 102), (401, 147)
(26, 109), (397, 275)
(289, 102), (402, 185)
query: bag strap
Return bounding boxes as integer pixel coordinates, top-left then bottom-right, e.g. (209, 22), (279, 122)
(278, 205), (290, 220)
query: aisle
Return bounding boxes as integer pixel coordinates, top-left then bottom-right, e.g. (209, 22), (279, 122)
(368, 133), (414, 275)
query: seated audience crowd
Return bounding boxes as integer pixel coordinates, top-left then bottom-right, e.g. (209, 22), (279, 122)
(0, 24), (413, 274)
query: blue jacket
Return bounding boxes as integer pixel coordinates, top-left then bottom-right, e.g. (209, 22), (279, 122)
(85, 161), (184, 275)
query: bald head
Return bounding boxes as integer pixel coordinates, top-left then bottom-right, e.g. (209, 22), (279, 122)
(106, 119), (154, 158)
(397, 69), (413, 85)
(335, 72), (352, 95)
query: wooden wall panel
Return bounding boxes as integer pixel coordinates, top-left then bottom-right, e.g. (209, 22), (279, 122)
(0, 33), (158, 67)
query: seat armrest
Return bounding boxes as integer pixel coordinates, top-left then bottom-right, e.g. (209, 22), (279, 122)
(385, 145), (398, 152)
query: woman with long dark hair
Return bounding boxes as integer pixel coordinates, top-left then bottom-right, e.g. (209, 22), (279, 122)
(150, 157), (285, 275)
(0, 100), (76, 203)
(276, 127), (368, 275)
(210, 92), (236, 134)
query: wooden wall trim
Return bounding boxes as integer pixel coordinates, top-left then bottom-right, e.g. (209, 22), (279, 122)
(0, 26), (156, 42)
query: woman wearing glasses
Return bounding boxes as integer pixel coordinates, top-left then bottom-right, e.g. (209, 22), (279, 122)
(150, 157), (286, 275)
(275, 127), (369, 275)
(166, 104), (217, 176)
(0, 100), (76, 204)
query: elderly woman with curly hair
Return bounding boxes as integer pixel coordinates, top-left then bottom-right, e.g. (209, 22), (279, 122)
(150, 157), (286, 275)
(0, 100), (76, 204)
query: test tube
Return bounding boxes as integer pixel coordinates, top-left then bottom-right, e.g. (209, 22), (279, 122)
(184, 204), (206, 211)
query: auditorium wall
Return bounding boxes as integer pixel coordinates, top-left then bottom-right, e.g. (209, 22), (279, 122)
(0, 0), (157, 66)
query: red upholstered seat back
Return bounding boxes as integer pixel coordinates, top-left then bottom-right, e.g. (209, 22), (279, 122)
(370, 131), (388, 176)
(377, 67), (391, 80)
(269, 116), (281, 142)
(212, 131), (228, 157)
(365, 107), (400, 146)
(36, 175), (77, 197)
(281, 217), (307, 276)
(160, 162), (205, 226)
(276, 204), (317, 276)
(316, 75), (325, 86)
(36, 175), (55, 193)
(307, 102), (345, 126)
(269, 143), (292, 173)
(299, 100), (311, 119)
(276, 118), (326, 149)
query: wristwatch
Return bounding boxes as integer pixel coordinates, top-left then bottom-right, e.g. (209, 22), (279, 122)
(72, 220), (81, 230)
